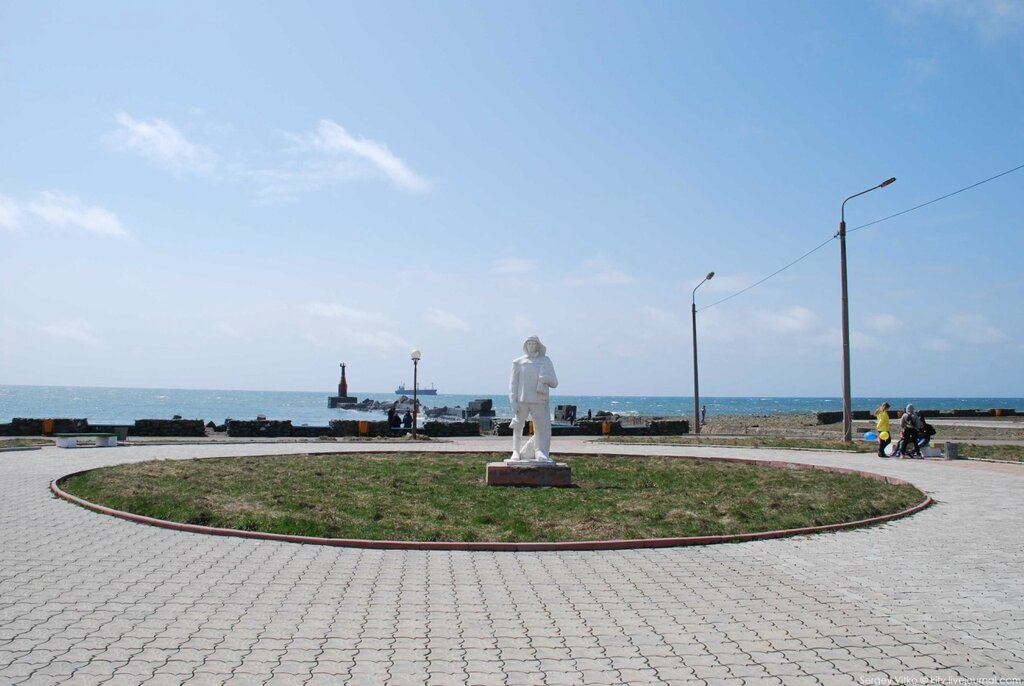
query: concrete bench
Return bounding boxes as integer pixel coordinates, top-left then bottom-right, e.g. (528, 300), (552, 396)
(53, 433), (118, 448)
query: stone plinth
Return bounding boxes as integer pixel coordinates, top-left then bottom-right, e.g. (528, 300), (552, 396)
(486, 461), (571, 487)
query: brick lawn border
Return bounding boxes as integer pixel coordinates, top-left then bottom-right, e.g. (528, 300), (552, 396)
(50, 452), (934, 552)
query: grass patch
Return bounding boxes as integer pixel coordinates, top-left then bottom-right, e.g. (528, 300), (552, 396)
(59, 452), (925, 542)
(0, 438), (50, 448)
(959, 444), (1024, 462)
(607, 436), (1024, 463)
(604, 435), (877, 452)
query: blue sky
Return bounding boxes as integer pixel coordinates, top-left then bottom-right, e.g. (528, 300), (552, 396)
(2, 1), (1022, 397)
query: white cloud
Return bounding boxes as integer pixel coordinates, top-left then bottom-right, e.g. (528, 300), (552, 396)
(947, 313), (1010, 344)
(247, 160), (365, 202)
(304, 302), (391, 326)
(281, 119), (430, 193)
(564, 256), (633, 287)
(641, 306), (686, 338)
(423, 308), (471, 333)
(39, 320), (102, 347)
(304, 302), (408, 352)
(509, 315), (534, 336)
(111, 112), (217, 175)
(851, 331), (882, 350)
(809, 327), (841, 347)
(493, 257), (537, 274)
(215, 322), (240, 338)
(754, 305), (817, 335)
(0, 195), (21, 230)
(107, 112), (429, 201)
(27, 192), (127, 237)
(924, 338), (952, 351)
(302, 332), (328, 348)
(865, 313), (901, 332)
(895, 0), (1024, 41)
(336, 328), (409, 352)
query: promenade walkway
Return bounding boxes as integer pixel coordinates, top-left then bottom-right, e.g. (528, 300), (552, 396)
(1, 438), (1021, 685)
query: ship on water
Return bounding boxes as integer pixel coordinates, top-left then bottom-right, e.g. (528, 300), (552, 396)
(395, 383), (438, 395)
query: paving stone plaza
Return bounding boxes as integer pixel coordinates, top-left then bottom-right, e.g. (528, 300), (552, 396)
(2, 438), (1022, 685)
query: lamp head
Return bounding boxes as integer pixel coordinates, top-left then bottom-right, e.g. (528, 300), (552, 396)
(706, 271), (715, 281)
(879, 177), (896, 188)
(410, 349), (421, 361)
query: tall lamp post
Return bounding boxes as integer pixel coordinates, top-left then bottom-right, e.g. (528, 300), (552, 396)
(839, 177), (896, 442)
(692, 271), (714, 435)
(410, 349), (421, 439)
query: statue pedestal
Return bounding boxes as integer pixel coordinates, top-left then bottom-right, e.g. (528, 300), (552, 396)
(486, 461), (571, 487)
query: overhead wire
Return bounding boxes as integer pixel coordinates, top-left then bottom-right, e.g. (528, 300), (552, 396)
(847, 162), (1024, 235)
(699, 162), (1024, 312)
(699, 235), (834, 311)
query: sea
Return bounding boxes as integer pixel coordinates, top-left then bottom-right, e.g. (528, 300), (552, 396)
(2, 385), (1023, 426)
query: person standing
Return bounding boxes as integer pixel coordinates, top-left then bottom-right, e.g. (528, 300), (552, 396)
(874, 402), (892, 457)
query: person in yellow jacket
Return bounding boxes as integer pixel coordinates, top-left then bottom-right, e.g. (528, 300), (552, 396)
(874, 402), (891, 457)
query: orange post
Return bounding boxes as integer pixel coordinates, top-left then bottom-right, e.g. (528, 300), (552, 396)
(358, 420), (369, 437)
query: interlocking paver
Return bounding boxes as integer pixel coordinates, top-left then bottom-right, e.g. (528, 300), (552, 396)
(3, 438), (1023, 684)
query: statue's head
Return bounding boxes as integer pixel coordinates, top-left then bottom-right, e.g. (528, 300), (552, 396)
(523, 335), (546, 357)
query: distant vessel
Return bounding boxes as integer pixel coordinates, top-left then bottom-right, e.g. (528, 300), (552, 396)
(395, 384), (438, 395)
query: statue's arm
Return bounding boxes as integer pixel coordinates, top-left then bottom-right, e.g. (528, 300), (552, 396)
(538, 359), (558, 390)
(509, 362), (521, 427)
(509, 361), (520, 407)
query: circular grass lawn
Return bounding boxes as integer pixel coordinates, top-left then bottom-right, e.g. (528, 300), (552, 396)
(58, 452), (926, 543)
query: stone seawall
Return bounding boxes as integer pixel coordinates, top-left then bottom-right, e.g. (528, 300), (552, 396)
(2, 416), (692, 439)
(0, 417), (205, 437)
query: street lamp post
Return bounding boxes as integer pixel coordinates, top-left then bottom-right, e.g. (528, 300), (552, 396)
(410, 349), (421, 439)
(692, 271), (714, 436)
(839, 177), (896, 442)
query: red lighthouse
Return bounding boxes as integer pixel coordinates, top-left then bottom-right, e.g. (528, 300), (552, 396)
(328, 362), (358, 407)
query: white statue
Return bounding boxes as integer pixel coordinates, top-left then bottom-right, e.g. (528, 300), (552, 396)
(508, 335), (558, 463)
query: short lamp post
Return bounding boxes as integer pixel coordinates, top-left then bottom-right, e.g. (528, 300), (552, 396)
(692, 271), (714, 436)
(410, 349), (421, 439)
(839, 177), (896, 442)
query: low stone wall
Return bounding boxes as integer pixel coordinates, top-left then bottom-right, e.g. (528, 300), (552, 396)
(641, 419), (691, 435)
(131, 419), (207, 437)
(227, 420), (339, 438)
(816, 408), (1018, 424)
(0, 418), (89, 435)
(423, 421), (481, 437)
(329, 420), (392, 438)
(495, 418), (689, 437)
(0, 417), (204, 436)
